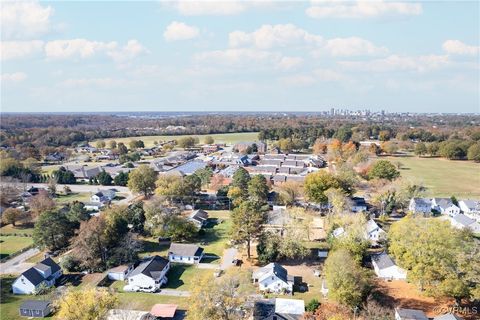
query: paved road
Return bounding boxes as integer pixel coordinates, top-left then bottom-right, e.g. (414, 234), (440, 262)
(0, 248), (39, 275)
(220, 248), (238, 270)
(158, 289), (191, 297)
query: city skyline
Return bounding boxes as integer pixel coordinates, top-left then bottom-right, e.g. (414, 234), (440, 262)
(1, 0), (479, 113)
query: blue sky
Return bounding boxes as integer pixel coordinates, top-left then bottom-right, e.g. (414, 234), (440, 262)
(1, 1), (479, 113)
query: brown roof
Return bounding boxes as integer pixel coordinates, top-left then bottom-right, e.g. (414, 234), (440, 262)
(150, 304), (177, 317)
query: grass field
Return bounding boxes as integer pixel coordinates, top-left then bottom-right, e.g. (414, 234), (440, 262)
(384, 155), (480, 199)
(0, 224), (34, 236)
(93, 132), (260, 148)
(55, 192), (91, 204)
(0, 236), (33, 259)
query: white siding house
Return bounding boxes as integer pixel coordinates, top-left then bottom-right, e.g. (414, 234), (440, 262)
(459, 200), (480, 221)
(252, 263), (293, 294)
(432, 198), (460, 217)
(125, 256), (170, 292)
(108, 265), (134, 281)
(371, 253), (407, 280)
(409, 198), (432, 214)
(12, 258), (62, 295)
(449, 214), (480, 234)
(365, 219), (386, 242)
(168, 243), (204, 264)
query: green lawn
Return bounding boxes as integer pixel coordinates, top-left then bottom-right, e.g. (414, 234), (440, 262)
(117, 291), (188, 311)
(0, 276), (53, 320)
(93, 132), (260, 148)
(0, 236), (33, 259)
(164, 264), (213, 291)
(0, 224), (34, 236)
(384, 155), (480, 199)
(55, 192), (91, 205)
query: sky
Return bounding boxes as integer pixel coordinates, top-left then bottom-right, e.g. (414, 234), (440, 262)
(1, 0), (479, 113)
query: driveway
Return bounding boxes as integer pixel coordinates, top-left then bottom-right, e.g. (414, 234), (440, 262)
(0, 248), (39, 275)
(220, 248), (238, 270)
(197, 263), (220, 270)
(158, 289), (191, 297)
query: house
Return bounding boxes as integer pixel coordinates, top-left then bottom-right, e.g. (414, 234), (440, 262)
(351, 197), (367, 212)
(432, 198), (460, 216)
(166, 160), (207, 176)
(90, 189), (116, 203)
(12, 257), (62, 294)
(459, 199), (480, 220)
(371, 253), (407, 280)
(332, 227), (345, 238)
(252, 263), (294, 294)
(125, 256), (170, 292)
(149, 304), (178, 319)
(188, 209), (209, 228)
(84, 202), (104, 211)
(67, 166), (102, 182)
(449, 214), (480, 233)
(253, 298), (304, 320)
(395, 308), (428, 320)
(433, 314), (464, 320)
(264, 207), (291, 231)
(19, 300), (52, 318)
(168, 243), (204, 264)
(409, 198), (432, 214)
(365, 219), (386, 242)
(108, 265), (134, 281)
(233, 141), (267, 154)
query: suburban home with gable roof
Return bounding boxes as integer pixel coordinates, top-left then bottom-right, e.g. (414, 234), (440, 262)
(19, 300), (52, 318)
(449, 214), (480, 234)
(371, 253), (407, 280)
(459, 199), (480, 221)
(409, 198), (432, 214)
(365, 219), (386, 242)
(351, 197), (368, 212)
(67, 165), (103, 182)
(12, 257), (62, 295)
(149, 304), (178, 319)
(168, 243), (204, 264)
(125, 256), (170, 292)
(90, 189), (116, 203)
(188, 209), (209, 228)
(395, 308), (428, 320)
(253, 298), (305, 320)
(432, 198), (460, 216)
(252, 263), (294, 294)
(108, 265), (135, 281)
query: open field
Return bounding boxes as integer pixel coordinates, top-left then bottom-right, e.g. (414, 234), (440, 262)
(384, 155), (480, 199)
(0, 236), (33, 259)
(93, 132), (260, 148)
(0, 224), (34, 236)
(55, 192), (91, 204)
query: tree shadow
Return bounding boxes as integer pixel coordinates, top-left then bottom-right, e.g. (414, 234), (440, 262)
(57, 273), (85, 287)
(164, 265), (187, 289)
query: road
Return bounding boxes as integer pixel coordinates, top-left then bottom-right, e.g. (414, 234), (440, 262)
(220, 248), (238, 270)
(0, 248), (39, 275)
(158, 289), (191, 297)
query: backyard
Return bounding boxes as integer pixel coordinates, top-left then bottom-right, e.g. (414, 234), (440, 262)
(384, 155), (480, 199)
(0, 236), (33, 259)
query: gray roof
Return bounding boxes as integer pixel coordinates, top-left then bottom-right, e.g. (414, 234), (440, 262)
(168, 243), (203, 257)
(254, 263), (289, 283)
(38, 257), (61, 274)
(20, 300), (50, 310)
(453, 214), (475, 226)
(190, 210), (208, 223)
(168, 160), (207, 175)
(129, 256), (169, 280)
(396, 308), (429, 320)
(372, 253), (395, 270)
(22, 267), (45, 286)
(412, 198), (432, 206)
(434, 198), (454, 210)
(434, 314), (464, 320)
(460, 199), (480, 210)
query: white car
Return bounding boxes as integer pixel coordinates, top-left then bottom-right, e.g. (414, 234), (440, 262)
(123, 285), (158, 293)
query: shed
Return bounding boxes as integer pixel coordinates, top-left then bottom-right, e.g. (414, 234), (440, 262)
(19, 300), (51, 318)
(150, 304), (178, 319)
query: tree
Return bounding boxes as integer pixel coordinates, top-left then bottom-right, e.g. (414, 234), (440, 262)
(65, 201), (89, 225)
(256, 231), (281, 264)
(276, 181), (303, 206)
(1, 208), (23, 226)
(47, 177), (57, 196)
(96, 170), (113, 186)
(177, 136), (196, 149)
(210, 174), (226, 191)
(129, 140), (144, 149)
(467, 142), (480, 162)
(187, 271), (251, 320)
(325, 188), (350, 215)
(368, 160), (400, 181)
(414, 142), (427, 156)
(231, 201), (265, 259)
(28, 192), (55, 218)
(52, 166), (76, 184)
(427, 142), (439, 156)
(195, 167), (213, 188)
(56, 288), (117, 320)
(144, 197), (183, 235)
(162, 216), (198, 241)
(125, 201), (145, 234)
(113, 171), (129, 186)
(334, 126), (352, 142)
(33, 210), (74, 251)
(304, 171), (348, 204)
(247, 175), (269, 206)
(305, 299), (320, 313)
(439, 140), (467, 160)
(204, 136), (214, 144)
(232, 167), (250, 191)
(324, 249), (372, 307)
(117, 142), (128, 155)
(96, 140), (106, 149)
(312, 139), (328, 155)
(108, 140), (117, 149)
(128, 165), (157, 198)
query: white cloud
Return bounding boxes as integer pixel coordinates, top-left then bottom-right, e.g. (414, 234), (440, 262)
(44, 39), (147, 62)
(339, 54), (449, 72)
(164, 22), (200, 41)
(195, 48), (280, 66)
(279, 68), (347, 86)
(276, 56), (303, 71)
(58, 77), (130, 88)
(1, 72), (28, 84)
(321, 37), (389, 57)
(169, 0), (247, 16)
(229, 24), (322, 49)
(306, 0), (422, 19)
(1, 1), (53, 40)
(442, 40), (479, 56)
(0, 40), (44, 60)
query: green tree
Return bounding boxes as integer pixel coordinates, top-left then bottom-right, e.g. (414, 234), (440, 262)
(304, 171), (346, 204)
(1, 208), (23, 226)
(52, 166), (76, 184)
(128, 165), (157, 197)
(194, 167), (213, 188)
(414, 142), (427, 156)
(177, 136), (196, 149)
(117, 142), (128, 155)
(467, 143), (480, 162)
(204, 136), (214, 144)
(113, 171), (129, 186)
(65, 201), (89, 225)
(427, 142), (439, 156)
(247, 174), (269, 206)
(368, 160), (400, 181)
(95, 140), (106, 149)
(96, 170), (113, 186)
(108, 140), (117, 149)
(33, 210), (74, 251)
(305, 299), (320, 312)
(325, 249), (372, 307)
(231, 201), (264, 259)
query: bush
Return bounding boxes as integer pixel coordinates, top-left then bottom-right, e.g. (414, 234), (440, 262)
(306, 298), (320, 312)
(61, 255), (81, 272)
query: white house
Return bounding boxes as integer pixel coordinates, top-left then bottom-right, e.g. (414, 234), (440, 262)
(459, 200), (480, 221)
(449, 214), (480, 234)
(365, 219), (386, 242)
(108, 265), (134, 281)
(168, 243), (204, 264)
(371, 253), (407, 280)
(84, 202), (105, 211)
(90, 189), (116, 203)
(432, 198), (460, 217)
(332, 227), (345, 238)
(409, 198), (432, 214)
(351, 197), (367, 212)
(395, 308), (428, 320)
(12, 257), (62, 295)
(188, 209), (209, 228)
(124, 256), (170, 292)
(252, 263), (294, 294)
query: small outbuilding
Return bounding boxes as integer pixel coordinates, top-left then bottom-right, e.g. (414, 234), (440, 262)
(149, 304), (178, 319)
(19, 300), (51, 318)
